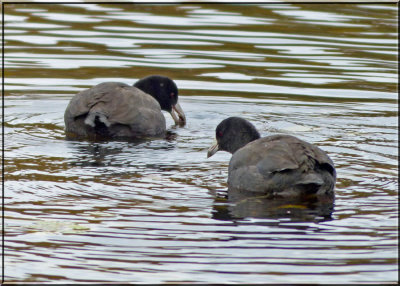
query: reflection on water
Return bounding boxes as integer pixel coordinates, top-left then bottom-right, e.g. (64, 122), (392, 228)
(213, 194), (335, 223)
(4, 2), (398, 284)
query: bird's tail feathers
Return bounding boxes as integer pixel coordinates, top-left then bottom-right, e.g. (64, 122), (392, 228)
(84, 112), (111, 127)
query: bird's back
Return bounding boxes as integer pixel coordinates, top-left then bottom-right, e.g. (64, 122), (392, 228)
(228, 134), (336, 198)
(64, 82), (166, 139)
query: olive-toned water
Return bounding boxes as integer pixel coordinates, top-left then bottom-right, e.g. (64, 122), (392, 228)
(3, 3), (398, 283)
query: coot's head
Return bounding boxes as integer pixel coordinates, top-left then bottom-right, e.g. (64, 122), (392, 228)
(207, 117), (260, 158)
(134, 75), (186, 125)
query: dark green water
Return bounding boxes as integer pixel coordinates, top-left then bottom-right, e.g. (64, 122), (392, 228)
(3, 3), (398, 283)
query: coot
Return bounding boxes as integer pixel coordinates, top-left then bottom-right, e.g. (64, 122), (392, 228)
(207, 117), (336, 199)
(64, 75), (185, 139)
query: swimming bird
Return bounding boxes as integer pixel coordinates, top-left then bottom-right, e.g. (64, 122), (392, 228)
(207, 117), (336, 199)
(64, 75), (185, 139)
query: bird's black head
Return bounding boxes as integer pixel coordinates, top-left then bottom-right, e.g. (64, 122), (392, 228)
(208, 117), (260, 157)
(134, 75), (178, 112)
(134, 75), (185, 125)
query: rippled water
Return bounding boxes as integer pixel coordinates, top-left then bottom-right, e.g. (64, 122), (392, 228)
(3, 3), (398, 283)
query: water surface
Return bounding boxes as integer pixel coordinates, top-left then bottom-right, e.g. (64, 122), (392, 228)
(3, 3), (398, 283)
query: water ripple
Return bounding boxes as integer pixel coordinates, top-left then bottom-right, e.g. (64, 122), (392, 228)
(4, 3), (398, 284)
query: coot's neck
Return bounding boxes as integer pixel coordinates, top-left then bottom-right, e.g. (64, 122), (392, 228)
(231, 130), (260, 153)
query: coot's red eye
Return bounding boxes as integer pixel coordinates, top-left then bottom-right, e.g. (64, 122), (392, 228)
(217, 131), (223, 137)
(170, 92), (175, 98)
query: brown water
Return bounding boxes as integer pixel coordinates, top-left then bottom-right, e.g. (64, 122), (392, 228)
(3, 3), (398, 283)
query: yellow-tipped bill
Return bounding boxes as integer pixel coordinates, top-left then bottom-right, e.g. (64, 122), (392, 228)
(207, 139), (219, 158)
(170, 102), (186, 125)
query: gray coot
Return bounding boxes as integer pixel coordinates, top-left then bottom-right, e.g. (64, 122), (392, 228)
(64, 75), (186, 139)
(207, 117), (336, 199)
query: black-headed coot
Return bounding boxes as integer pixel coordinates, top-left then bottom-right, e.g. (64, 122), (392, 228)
(64, 75), (185, 139)
(207, 117), (336, 198)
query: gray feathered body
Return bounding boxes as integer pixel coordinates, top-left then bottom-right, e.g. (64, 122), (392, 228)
(228, 134), (336, 199)
(64, 82), (166, 139)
